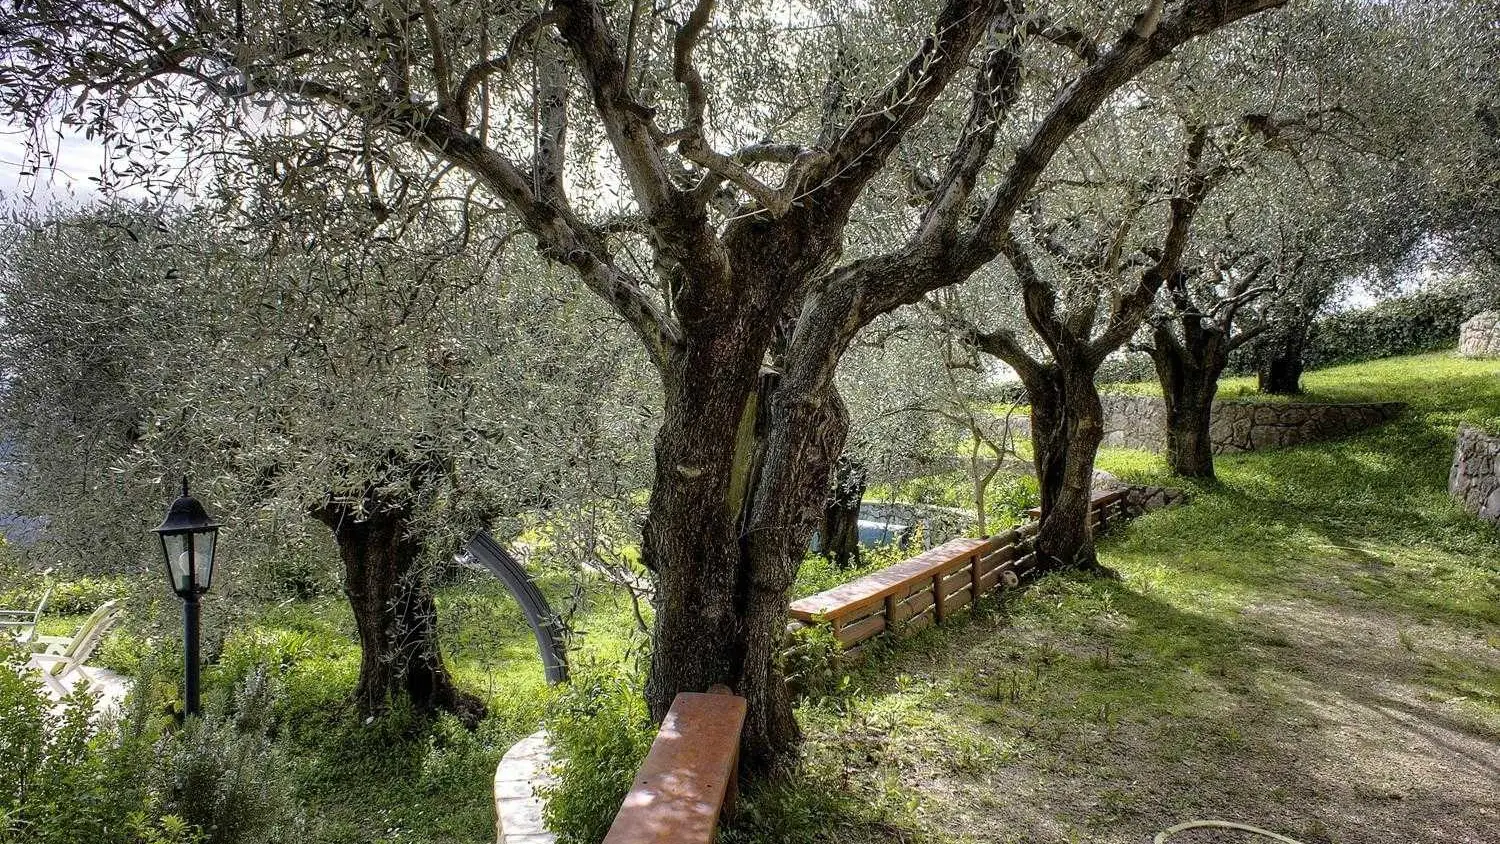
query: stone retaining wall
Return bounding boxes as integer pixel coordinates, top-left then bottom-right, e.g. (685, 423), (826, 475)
(1119, 483), (1190, 516)
(1098, 394), (1404, 454)
(1450, 425), (1500, 524)
(1460, 311), (1500, 358)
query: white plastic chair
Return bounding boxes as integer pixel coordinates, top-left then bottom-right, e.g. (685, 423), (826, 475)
(27, 599), (122, 697)
(0, 585), (52, 645)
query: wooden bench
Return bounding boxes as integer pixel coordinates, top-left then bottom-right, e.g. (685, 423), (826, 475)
(787, 531), (1039, 654)
(1025, 487), (1129, 528)
(601, 688), (747, 844)
(786, 488), (1134, 658)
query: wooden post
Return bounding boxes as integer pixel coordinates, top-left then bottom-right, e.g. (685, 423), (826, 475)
(884, 593), (899, 635)
(932, 573), (945, 624)
(970, 550), (982, 604)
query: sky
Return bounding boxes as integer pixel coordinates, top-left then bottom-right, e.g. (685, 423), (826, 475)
(0, 124), (114, 206)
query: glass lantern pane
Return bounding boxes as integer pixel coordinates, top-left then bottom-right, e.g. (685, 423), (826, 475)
(162, 533), (192, 593)
(193, 529), (217, 591)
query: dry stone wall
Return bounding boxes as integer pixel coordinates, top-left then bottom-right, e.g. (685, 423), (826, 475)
(1098, 394), (1404, 454)
(1450, 425), (1500, 524)
(1460, 311), (1500, 358)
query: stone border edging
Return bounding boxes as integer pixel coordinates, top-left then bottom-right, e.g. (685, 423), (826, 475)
(494, 729), (556, 844)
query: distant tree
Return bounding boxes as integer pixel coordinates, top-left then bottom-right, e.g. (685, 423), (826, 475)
(1130, 0), (1483, 476)
(0, 208), (186, 572)
(1236, 0), (1485, 394)
(946, 118), (1228, 568)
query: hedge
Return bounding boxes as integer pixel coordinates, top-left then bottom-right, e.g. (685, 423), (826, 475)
(1305, 284), (1500, 369)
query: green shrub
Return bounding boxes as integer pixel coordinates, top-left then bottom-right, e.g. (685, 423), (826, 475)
(247, 550), (337, 601)
(1306, 286), (1498, 368)
(985, 473), (1040, 528)
(0, 645), (159, 844)
(0, 576), (130, 616)
(538, 671), (655, 844)
(781, 621), (845, 701)
(1222, 281), (1500, 375)
(151, 667), (307, 844)
(94, 626), (153, 677)
(1096, 352), (1157, 385)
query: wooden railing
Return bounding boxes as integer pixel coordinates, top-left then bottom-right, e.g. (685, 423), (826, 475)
(1026, 487), (1129, 532)
(789, 488), (1129, 657)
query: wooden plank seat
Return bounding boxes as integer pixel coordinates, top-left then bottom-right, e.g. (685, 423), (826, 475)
(788, 537), (990, 626)
(1025, 487), (1129, 522)
(601, 688), (747, 844)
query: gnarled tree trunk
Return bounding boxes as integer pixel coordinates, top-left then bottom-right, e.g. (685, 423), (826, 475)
(1149, 323), (1227, 479)
(639, 318), (849, 773)
(1164, 382), (1217, 477)
(1257, 324), (1309, 395)
(820, 457), (866, 568)
(1026, 363), (1106, 569)
(312, 502), (486, 727)
(1259, 355), (1303, 395)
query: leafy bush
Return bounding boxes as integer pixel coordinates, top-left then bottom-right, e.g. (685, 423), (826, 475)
(1096, 352), (1157, 385)
(1306, 284), (1500, 368)
(255, 552), (336, 601)
(403, 714), (510, 803)
(781, 621), (845, 701)
(538, 671), (655, 844)
(985, 473), (1040, 528)
(151, 667), (307, 844)
(0, 645), (165, 844)
(0, 576), (130, 616)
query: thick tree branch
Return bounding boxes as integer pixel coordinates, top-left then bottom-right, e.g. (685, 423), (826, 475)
(795, 0), (1004, 213)
(962, 0), (1287, 272)
(450, 10), (564, 126)
(1090, 126), (1216, 358)
(918, 6), (1026, 240)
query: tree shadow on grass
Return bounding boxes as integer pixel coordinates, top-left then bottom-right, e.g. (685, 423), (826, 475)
(767, 568), (1499, 844)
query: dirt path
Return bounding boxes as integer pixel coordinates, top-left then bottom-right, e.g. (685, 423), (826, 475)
(799, 567), (1499, 844)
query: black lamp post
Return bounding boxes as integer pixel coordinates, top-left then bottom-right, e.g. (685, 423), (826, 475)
(154, 478), (220, 716)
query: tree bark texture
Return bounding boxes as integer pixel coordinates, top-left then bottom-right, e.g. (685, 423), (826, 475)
(1149, 324), (1227, 479)
(638, 296), (851, 772)
(1026, 364), (1106, 569)
(821, 457), (867, 569)
(312, 502), (486, 727)
(1259, 355), (1304, 395)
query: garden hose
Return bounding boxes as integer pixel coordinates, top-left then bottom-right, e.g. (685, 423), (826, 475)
(1154, 820), (1308, 844)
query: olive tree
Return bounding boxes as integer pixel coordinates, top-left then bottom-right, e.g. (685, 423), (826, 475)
(1, 0), (1290, 767)
(0, 203), (653, 722)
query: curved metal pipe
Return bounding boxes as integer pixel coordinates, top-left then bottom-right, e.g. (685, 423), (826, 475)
(464, 530), (570, 684)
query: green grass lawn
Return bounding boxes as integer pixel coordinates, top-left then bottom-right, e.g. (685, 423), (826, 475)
(731, 351), (1500, 844)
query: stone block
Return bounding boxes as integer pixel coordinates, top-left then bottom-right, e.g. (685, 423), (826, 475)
(1460, 311), (1500, 358)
